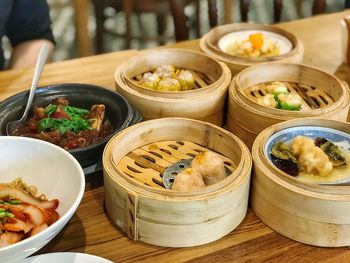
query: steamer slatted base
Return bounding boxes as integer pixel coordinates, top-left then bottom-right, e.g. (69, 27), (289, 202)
(118, 140), (236, 189)
(103, 118), (252, 247)
(245, 81), (334, 110)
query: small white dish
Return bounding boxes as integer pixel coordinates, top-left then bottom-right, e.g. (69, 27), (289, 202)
(218, 30), (292, 57)
(22, 252), (113, 263)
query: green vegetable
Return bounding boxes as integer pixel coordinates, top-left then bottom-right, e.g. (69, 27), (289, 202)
(8, 200), (22, 205)
(39, 117), (92, 133)
(64, 106), (90, 117)
(44, 104), (58, 117)
(0, 211), (14, 218)
(39, 104), (93, 134)
(277, 93), (302, 111)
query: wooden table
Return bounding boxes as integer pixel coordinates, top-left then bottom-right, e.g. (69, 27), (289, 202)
(1, 10), (350, 262)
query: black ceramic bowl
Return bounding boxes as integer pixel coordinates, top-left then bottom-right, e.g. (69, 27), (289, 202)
(0, 83), (141, 173)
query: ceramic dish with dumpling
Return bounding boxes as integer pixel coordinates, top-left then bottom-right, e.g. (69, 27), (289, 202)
(199, 23), (304, 75)
(265, 125), (350, 185)
(218, 30), (292, 59)
(251, 118), (350, 247)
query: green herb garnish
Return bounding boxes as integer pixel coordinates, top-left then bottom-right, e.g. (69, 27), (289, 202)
(64, 106), (90, 117)
(8, 200), (22, 205)
(0, 211), (14, 219)
(39, 104), (93, 134)
(39, 117), (92, 133)
(44, 104), (58, 117)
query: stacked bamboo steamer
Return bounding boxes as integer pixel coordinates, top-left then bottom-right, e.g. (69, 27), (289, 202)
(200, 23), (304, 74)
(103, 118), (252, 247)
(114, 49), (231, 126)
(252, 118), (350, 247)
(226, 63), (350, 149)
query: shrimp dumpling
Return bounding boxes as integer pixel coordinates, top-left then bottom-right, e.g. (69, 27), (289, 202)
(298, 147), (333, 177)
(191, 151), (226, 185)
(172, 168), (205, 191)
(291, 136), (315, 156)
(291, 136), (333, 177)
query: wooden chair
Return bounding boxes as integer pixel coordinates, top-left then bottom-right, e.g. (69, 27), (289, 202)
(239, 0), (326, 23)
(91, 0), (213, 53)
(170, 0), (218, 41)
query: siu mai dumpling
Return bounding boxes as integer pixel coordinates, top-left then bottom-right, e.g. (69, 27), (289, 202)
(158, 78), (181, 91)
(191, 151), (226, 185)
(172, 168), (205, 191)
(177, 70), (194, 91)
(154, 64), (175, 79)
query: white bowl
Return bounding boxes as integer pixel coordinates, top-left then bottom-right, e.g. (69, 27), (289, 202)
(23, 252), (113, 263)
(0, 137), (85, 262)
(218, 30), (293, 57)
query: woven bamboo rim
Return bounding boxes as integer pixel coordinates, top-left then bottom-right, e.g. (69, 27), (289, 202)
(103, 118), (251, 198)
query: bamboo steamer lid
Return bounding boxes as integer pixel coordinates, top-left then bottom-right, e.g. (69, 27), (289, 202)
(227, 63), (350, 149)
(103, 118), (252, 247)
(114, 49), (231, 126)
(200, 23), (304, 75)
(251, 118), (350, 247)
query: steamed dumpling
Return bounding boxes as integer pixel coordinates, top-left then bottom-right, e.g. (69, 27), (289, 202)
(158, 78), (181, 91)
(177, 70), (194, 91)
(154, 64), (175, 78)
(141, 72), (160, 90)
(172, 168), (205, 191)
(191, 151), (226, 185)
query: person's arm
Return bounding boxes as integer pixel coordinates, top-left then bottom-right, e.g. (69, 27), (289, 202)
(5, 0), (55, 70)
(8, 39), (54, 69)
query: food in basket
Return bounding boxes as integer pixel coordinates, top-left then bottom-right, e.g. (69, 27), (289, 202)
(171, 168), (205, 191)
(191, 151), (227, 185)
(158, 78), (181, 92)
(10, 97), (113, 150)
(0, 178), (59, 248)
(256, 81), (302, 111)
(225, 32), (280, 58)
(177, 70), (195, 91)
(154, 64), (176, 79)
(256, 94), (277, 109)
(142, 73), (160, 90)
(140, 65), (195, 91)
(270, 135), (349, 180)
(172, 151), (227, 191)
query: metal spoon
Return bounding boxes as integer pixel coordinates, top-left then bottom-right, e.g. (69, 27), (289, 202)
(6, 44), (50, 135)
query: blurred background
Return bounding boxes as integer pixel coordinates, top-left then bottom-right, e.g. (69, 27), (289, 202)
(31, 0), (348, 62)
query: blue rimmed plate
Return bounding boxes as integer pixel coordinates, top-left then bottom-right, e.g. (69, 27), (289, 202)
(264, 126), (350, 185)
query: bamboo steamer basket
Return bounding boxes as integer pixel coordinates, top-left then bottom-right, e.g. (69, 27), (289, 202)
(114, 49), (231, 126)
(251, 118), (350, 247)
(200, 23), (304, 75)
(103, 118), (252, 247)
(227, 63), (350, 149)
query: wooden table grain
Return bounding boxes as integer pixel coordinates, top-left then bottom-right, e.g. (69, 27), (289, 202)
(1, 10), (350, 262)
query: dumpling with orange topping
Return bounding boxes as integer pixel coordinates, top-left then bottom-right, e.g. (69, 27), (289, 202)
(225, 32), (280, 58)
(191, 151), (226, 185)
